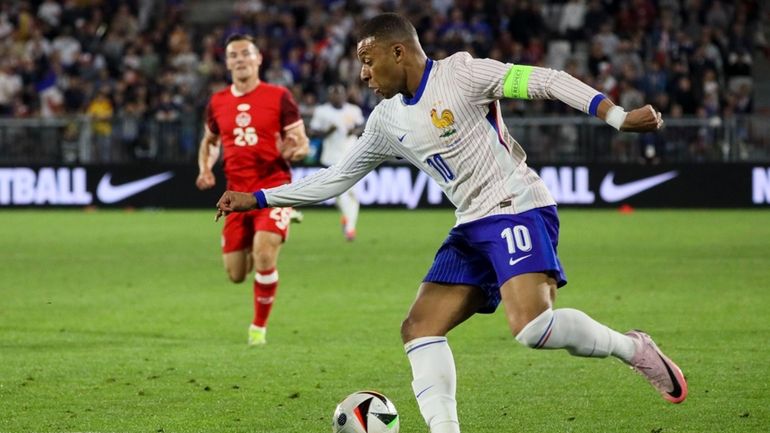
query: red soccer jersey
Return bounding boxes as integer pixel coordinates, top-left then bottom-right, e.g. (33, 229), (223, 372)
(205, 83), (302, 191)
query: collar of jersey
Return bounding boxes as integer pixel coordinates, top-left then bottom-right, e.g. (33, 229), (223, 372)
(401, 59), (433, 106)
(230, 82), (260, 97)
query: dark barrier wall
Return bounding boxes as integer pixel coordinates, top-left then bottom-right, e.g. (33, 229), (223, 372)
(1, 164), (769, 208)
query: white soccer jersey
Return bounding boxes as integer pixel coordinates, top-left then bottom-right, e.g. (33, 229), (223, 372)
(265, 52), (604, 224)
(309, 102), (365, 166)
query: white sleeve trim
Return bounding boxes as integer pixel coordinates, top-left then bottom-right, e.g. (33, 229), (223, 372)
(283, 119), (304, 131)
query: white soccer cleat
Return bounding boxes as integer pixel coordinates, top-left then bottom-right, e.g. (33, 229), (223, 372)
(625, 330), (687, 403)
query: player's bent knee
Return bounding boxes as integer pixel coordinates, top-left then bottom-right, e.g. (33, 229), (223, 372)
(400, 316), (417, 343)
(224, 265), (247, 283)
(401, 314), (450, 343)
(227, 271), (246, 283)
(400, 315), (434, 343)
(253, 251), (277, 270)
(514, 308), (554, 349)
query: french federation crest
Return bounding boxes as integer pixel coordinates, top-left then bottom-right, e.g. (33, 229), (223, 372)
(430, 108), (456, 138)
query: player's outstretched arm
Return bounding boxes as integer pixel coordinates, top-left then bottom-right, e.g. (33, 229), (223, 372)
(215, 191), (257, 221)
(488, 60), (664, 134)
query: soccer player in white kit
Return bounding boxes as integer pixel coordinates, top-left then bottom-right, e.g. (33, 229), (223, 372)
(309, 84), (365, 240)
(216, 13), (688, 433)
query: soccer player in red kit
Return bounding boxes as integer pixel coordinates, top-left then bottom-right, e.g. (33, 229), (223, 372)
(196, 34), (309, 345)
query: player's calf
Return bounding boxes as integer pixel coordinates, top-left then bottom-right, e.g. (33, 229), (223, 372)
(514, 308), (555, 349)
(514, 308), (637, 360)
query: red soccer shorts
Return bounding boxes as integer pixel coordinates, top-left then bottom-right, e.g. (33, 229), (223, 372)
(221, 207), (292, 253)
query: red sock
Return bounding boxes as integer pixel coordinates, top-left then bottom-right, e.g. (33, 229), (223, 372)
(253, 269), (278, 327)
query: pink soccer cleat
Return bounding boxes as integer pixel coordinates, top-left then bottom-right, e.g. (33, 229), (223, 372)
(625, 330), (688, 404)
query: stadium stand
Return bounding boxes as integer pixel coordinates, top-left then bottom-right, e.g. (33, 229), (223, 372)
(0, 0), (768, 163)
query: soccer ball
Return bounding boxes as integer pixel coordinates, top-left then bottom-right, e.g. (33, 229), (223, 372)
(332, 390), (400, 433)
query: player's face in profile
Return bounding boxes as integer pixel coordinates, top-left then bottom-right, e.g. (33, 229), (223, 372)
(226, 40), (262, 81)
(357, 37), (400, 99)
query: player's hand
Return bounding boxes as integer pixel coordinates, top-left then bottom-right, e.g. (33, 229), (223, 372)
(196, 171), (216, 190)
(215, 191), (257, 222)
(621, 105), (664, 133)
(276, 132), (309, 162)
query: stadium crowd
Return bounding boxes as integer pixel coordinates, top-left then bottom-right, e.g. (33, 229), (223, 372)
(0, 0), (767, 162)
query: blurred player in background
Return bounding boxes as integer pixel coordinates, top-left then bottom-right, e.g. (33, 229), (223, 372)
(215, 13), (687, 432)
(309, 84), (365, 241)
(196, 34), (309, 345)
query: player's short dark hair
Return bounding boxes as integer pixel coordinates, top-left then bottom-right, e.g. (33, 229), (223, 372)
(225, 34), (258, 51)
(358, 13), (418, 43)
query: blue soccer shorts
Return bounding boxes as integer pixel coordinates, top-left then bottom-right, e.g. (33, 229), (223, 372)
(423, 205), (567, 314)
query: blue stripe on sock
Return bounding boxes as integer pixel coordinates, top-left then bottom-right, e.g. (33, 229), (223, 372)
(416, 385), (434, 399)
(534, 315), (555, 348)
(588, 94), (606, 117)
(406, 339), (446, 355)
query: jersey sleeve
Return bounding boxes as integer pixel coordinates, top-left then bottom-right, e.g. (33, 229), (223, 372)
(523, 66), (604, 114)
(279, 89), (302, 130)
(452, 52), (605, 115)
(205, 99), (219, 134)
(264, 106), (394, 207)
(452, 52), (511, 105)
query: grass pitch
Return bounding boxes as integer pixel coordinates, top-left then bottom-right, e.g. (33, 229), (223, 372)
(1, 208), (769, 433)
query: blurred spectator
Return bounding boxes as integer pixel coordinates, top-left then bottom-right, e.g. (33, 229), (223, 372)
(265, 57), (294, 87)
(0, 3), (14, 39)
(117, 98), (146, 160)
(52, 26), (81, 72)
(0, 0), (765, 164)
(86, 86), (114, 162)
(62, 74), (86, 114)
(37, 0), (62, 28)
(0, 60), (23, 116)
(587, 40), (610, 77)
(154, 91), (181, 159)
(111, 4), (140, 40)
(558, 0), (586, 42)
(507, 1), (546, 46)
(593, 21), (620, 57)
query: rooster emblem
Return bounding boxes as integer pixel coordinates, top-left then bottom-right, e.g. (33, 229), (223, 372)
(431, 108), (456, 138)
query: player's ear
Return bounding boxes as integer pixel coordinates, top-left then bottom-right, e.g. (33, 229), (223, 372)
(392, 43), (405, 63)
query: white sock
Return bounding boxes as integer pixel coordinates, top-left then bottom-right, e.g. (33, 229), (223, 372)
(405, 337), (461, 433)
(515, 308), (636, 362)
(336, 189), (359, 232)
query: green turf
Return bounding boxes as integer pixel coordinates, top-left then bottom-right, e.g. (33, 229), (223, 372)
(1, 208), (768, 433)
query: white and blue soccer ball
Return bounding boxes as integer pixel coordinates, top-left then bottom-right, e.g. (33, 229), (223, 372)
(332, 390), (400, 433)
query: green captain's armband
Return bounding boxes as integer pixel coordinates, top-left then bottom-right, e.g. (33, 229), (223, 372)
(503, 65), (533, 99)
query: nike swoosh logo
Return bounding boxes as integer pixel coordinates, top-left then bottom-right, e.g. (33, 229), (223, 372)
(659, 353), (683, 399)
(96, 172), (174, 203)
(599, 171), (678, 202)
(397, 133), (407, 142)
(509, 254), (532, 266)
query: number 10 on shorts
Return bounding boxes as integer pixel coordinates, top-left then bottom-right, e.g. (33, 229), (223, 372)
(501, 225), (532, 254)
